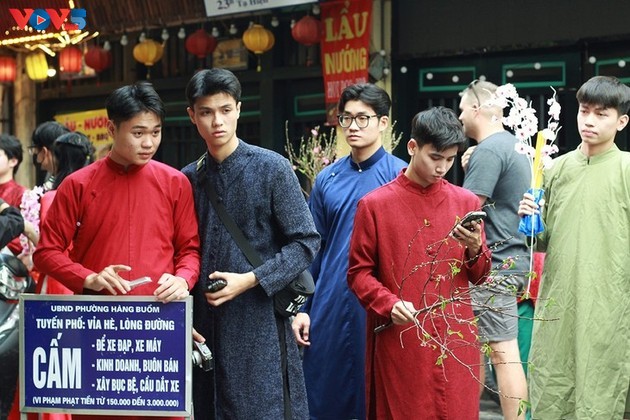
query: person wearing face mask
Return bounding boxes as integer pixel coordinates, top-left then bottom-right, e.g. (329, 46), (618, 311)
(28, 121), (70, 192)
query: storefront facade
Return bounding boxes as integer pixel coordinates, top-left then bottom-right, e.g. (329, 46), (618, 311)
(391, 0), (630, 185)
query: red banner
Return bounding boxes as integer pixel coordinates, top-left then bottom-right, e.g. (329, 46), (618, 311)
(320, 0), (372, 125)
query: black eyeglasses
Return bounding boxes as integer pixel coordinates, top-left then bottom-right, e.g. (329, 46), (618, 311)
(467, 79), (481, 107)
(338, 114), (379, 128)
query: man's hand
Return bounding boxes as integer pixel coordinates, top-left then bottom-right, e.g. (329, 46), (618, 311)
(391, 300), (418, 326)
(84, 264), (132, 295)
(518, 192), (545, 217)
(204, 271), (258, 307)
(192, 328), (205, 344)
(451, 219), (484, 258)
(155, 274), (189, 303)
(292, 312), (311, 346)
(461, 145), (477, 173)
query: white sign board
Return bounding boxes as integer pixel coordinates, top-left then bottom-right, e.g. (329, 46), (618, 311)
(205, 0), (315, 17)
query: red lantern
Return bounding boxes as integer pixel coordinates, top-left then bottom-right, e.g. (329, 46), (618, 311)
(84, 46), (112, 73)
(291, 16), (322, 46)
(59, 46), (83, 74)
(185, 29), (217, 59)
(0, 56), (17, 83)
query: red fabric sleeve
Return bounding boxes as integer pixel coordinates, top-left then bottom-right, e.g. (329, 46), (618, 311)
(33, 183), (92, 293)
(170, 176), (201, 289)
(463, 235), (492, 285)
(347, 200), (400, 320)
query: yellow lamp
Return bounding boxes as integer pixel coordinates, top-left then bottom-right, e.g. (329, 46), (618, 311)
(25, 51), (49, 82)
(242, 24), (275, 71)
(133, 39), (164, 79)
(133, 39), (164, 66)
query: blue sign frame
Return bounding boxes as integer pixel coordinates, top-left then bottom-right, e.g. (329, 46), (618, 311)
(19, 295), (192, 417)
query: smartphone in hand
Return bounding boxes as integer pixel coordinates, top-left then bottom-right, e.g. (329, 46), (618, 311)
(129, 277), (152, 290)
(459, 211), (487, 230)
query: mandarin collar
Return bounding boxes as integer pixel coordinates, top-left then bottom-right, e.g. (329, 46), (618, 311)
(349, 146), (387, 172)
(396, 170), (445, 195)
(206, 139), (248, 172)
(575, 143), (620, 164)
(105, 156), (146, 174)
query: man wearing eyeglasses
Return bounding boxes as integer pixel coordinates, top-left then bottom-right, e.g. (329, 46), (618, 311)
(459, 80), (530, 420)
(292, 83), (406, 420)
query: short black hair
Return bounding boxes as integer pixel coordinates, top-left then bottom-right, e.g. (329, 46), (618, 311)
(106, 82), (165, 127)
(411, 106), (466, 152)
(576, 76), (630, 115)
(31, 121), (70, 149)
(0, 134), (23, 175)
(186, 68), (242, 107)
(337, 83), (391, 117)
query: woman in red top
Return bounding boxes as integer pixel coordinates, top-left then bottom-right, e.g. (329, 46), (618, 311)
(37, 132), (95, 295)
(7, 132), (94, 420)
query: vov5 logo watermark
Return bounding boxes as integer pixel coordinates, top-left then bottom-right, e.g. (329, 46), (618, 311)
(9, 8), (87, 31)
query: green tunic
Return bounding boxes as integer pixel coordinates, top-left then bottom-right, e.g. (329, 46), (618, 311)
(530, 145), (630, 419)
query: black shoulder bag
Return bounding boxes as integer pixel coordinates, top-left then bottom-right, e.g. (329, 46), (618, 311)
(195, 155), (315, 318)
(196, 155), (314, 419)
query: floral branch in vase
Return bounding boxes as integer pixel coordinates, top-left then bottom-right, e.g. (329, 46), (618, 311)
(489, 83), (562, 297)
(285, 119), (403, 197)
(285, 121), (337, 196)
(493, 84), (561, 189)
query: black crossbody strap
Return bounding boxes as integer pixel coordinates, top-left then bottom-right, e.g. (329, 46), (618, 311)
(196, 153), (292, 420)
(196, 154), (263, 268)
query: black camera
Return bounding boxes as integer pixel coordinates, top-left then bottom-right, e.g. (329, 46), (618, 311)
(192, 341), (213, 371)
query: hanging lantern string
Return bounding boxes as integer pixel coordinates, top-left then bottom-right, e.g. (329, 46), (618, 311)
(242, 24), (274, 72)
